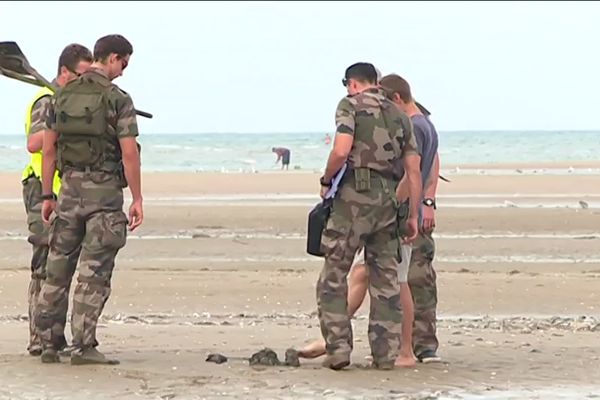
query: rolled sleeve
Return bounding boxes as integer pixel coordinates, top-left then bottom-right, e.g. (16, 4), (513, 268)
(115, 94), (139, 139)
(335, 98), (355, 136)
(29, 95), (52, 135)
(44, 98), (57, 132)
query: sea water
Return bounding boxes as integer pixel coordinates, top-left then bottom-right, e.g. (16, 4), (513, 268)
(1, 130), (599, 173)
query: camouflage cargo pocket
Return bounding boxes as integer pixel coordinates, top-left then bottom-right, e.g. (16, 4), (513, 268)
(22, 177), (43, 216)
(27, 214), (45, 236)
(101, 211), (128, 249)
(415, 232), (435, 262)
(22, 178), (36, 214)
(49, 217), (82, 255)
(321, 207), (353, 259)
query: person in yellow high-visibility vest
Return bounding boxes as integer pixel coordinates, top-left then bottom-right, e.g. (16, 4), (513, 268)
(22, 43), (93, 356)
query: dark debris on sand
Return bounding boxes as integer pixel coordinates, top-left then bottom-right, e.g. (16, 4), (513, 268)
(205, 353), (228, 364)
(206, 348), (301, 367)
(250, 348), (281, 366)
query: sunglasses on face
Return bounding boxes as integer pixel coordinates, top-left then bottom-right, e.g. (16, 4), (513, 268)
(117, 56), (128, 70)
(342, 78), (348, 87)
(67, 67), (82, 77)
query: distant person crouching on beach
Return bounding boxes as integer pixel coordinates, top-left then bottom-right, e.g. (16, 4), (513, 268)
(272, 147), (291, 170)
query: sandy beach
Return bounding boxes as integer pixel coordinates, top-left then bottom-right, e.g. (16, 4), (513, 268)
(0, 168), (599, 399)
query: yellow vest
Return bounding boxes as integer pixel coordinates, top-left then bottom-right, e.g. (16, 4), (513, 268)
(22, 87), (61, 195)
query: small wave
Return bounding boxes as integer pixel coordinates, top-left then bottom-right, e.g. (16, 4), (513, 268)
(151, 144), (194, 150)
(0, 145), (23, 150)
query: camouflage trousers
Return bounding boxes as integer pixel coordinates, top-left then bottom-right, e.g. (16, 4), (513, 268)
(407, 231), (438, 356)
(22, 176), (52, 351)
(36, 170), (128, 351)
(22, 176), (81, 352)
(317, 177), (402, 365)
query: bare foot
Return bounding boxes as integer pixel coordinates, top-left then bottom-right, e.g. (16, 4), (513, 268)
(395, 353), (417, 368)
(297, 339), (326, 359)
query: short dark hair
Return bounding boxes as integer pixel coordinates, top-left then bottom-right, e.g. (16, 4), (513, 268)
(57, 43), (92, 76)
(344, 62), (378, 85)
(93, 34), (133, 62)
(379, 74), (412, 103)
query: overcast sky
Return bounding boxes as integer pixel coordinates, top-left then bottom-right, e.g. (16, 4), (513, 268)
(0, 1), (598, 134)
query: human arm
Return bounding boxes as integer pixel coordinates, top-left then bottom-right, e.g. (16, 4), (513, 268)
(421, 153), (440, 232)
(116, 94), (143, 231)
(320, 134), (353, 198)
(398, 118), (421, 242)
(26, 96), (52, 153)
(41, 129), (58, 223)
(322, 135), (353, 184)
(320, 98), (355, 197)
(424, 153), (440, 199)
(120, 138), (142, 201)
(402, 154), (422, 242)
(120, 137), (143, 231)
(27, 132), (44, 153)
(40, 99), (58, 224)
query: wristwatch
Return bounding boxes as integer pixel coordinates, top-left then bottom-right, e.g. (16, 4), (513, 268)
(319, 176), (332, 187)
(423, 198), (436, 209)
(41, 193), (57, 201)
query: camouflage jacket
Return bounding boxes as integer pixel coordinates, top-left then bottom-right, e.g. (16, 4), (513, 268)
(335, 87), (417, 180)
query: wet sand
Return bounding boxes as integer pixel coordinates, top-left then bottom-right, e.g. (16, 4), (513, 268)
(0, 170), (599, 399)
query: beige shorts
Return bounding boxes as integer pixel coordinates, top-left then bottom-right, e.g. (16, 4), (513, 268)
(353, 244), (412, 283)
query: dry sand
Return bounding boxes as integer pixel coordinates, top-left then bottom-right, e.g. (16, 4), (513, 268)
(0, 170), (599, 399)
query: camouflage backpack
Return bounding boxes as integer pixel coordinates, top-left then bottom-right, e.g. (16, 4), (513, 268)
(53, 74), (112, 169)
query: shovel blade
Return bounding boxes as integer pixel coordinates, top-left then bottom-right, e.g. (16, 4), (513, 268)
(0, 41), (32, 75)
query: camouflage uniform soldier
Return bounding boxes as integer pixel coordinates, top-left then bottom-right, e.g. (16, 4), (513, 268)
(21, 44), (92, 356)
(36, 34), (143, 365)
(316, 63), (422, 370)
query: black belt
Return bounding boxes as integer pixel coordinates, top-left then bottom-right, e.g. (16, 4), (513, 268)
(343, 167), (400, 183)
(62, 161), (121, 173)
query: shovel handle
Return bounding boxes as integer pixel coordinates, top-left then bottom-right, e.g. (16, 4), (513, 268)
(0, 68), (43, 87)
(135, 109), (153, 119)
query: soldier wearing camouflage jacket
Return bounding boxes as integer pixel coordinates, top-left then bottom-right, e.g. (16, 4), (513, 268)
(36, 34), (143, 366)
(21, 44), (92, 356)
(317, 63), (422, 370)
